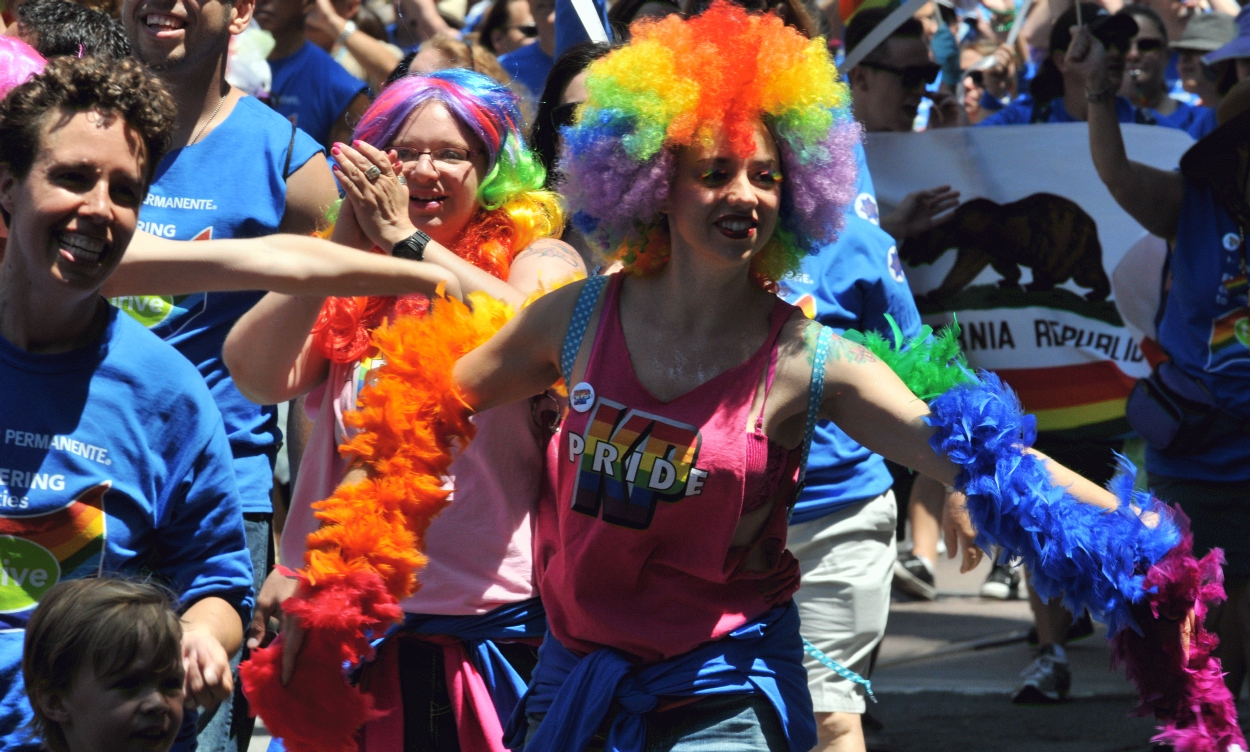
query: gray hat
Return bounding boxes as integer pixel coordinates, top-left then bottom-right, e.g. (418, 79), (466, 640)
(1203, 4), (1250, 65)
(1171, 12), (1236, 52)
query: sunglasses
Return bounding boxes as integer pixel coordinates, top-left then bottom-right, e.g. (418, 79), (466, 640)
(859, 61), (942, 89)
(966, 70), (984, 87)
(508, 24), (539, 37)
(1130, 37), (1165, 53)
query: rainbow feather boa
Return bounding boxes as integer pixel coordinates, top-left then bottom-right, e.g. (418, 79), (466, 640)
(853, 322), (1244, 751)
(242, 295), (1243, 752)
(239, 292), (515, 752)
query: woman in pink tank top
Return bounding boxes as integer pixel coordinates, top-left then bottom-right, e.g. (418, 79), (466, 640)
(447, 6), (1124, 751)
(225, 70), (583, 751)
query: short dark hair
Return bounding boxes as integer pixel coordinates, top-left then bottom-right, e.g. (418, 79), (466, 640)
(478, 0), (519, 55)
(0, 56), (174, 188)
(845, 6), (924, 64)
(23, 578), (184, 752)
(16, 0), (132, 60)
(530, 41), (613, 186)
(1118, 4), (1167, 44)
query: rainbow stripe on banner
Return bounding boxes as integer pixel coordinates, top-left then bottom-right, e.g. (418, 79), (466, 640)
(995, 361), (1136, 433)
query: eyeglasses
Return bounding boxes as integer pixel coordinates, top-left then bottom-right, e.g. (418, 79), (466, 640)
(966, 70), (984, 87)
(1130, 37), (1165, 53)
(508, 24), (539, 36)
(393, 147), (479, 167)
(859, 61), (941, 89)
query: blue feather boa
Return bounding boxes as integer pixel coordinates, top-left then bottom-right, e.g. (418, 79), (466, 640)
(927, 372), (1180, 636)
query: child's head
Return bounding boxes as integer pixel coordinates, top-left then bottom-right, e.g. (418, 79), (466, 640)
(23, 579), (185, 752)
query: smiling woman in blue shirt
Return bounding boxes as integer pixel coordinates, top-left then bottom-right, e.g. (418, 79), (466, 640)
(0, 57), (254, 752)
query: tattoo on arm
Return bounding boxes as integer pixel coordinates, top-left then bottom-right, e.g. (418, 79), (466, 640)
(828, 336), (879, 364)
(803, 323), (880, 367)
(515, 240), (582, 268)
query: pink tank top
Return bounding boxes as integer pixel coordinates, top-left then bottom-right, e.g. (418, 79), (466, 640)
(283, 335), (541, 616)
(538, 274), (803, 663)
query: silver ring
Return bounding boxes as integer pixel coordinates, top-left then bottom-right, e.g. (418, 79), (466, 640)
(397, 175), (407, 186)
(365, 165), (382, 182)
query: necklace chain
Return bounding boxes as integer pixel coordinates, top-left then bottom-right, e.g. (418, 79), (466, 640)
(189, 92), (226, 146)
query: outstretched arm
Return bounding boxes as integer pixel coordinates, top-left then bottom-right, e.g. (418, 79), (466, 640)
(1067, 25), (1183, 241)
(814, 331), (1119, 510)
(105, 231), (463, 299)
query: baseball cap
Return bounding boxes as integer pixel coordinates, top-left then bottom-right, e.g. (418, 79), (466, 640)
(1204, 4), (1250, 65)
(1171, 12), (1237, 53)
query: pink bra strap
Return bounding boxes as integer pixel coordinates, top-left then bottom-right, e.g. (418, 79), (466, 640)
(754, 302), (796, 434)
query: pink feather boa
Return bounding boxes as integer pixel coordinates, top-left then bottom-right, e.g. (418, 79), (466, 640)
(1111, 507), (1246, 752)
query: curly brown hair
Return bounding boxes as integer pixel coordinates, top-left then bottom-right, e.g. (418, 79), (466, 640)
(0, 56), (175, 188)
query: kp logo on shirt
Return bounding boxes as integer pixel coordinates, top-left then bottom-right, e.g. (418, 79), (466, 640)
(568, 399), (707, 529)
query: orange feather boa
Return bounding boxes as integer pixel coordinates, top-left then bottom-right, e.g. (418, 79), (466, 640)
(240, 291), (515, 752)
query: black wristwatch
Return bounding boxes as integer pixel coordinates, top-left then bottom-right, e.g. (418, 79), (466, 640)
(391, 229), (432, 261)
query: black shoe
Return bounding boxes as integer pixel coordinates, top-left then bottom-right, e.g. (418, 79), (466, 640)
(1026, 609), (1094, 646)
(1013, 644), (1071, 704)
(979, 560), (1021, 600)
(893, 552), (937, 600)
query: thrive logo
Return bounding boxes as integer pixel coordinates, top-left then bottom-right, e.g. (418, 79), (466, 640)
(0, 482), (107, 617)
(568, 399), (706, 529)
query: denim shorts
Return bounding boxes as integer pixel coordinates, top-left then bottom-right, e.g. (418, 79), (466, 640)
(525, 694), (787, 752)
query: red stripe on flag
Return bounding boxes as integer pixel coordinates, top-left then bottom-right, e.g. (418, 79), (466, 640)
(993, 362), (1135, 412)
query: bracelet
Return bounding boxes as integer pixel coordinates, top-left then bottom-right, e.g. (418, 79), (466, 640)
(1085, 86), (1116, 104)
(336, 19), (357, 46)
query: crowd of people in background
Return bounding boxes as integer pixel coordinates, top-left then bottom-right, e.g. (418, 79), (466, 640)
(0, 0), (1248, 747)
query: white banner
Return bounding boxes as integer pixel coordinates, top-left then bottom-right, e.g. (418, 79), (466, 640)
(864, 123), (1194, 430)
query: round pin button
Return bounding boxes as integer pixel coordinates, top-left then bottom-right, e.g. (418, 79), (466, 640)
(569, 382), (596, 412)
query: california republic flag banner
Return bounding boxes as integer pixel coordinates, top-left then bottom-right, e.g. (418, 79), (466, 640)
(865, 123), (1193, 437)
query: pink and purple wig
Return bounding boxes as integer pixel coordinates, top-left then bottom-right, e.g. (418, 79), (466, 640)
(558, 1), (860, 289)
(352, 67), (548, 212)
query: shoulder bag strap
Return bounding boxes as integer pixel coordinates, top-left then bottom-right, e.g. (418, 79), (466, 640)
(791, 325), (833, 516)
(560, 275), (610, 386)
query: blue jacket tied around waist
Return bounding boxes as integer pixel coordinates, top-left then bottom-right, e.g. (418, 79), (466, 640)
(503, 603), (816, 752)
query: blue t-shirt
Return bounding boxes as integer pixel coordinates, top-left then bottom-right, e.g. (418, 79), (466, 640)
(0, 308), (254, 751)
(977, 93), (1139, 125)
(499, 42), (554, 99)
(113, 96), (322, 514)
(779, 145), (922, 524)
(1149, 181), (1250, 482)
(269, 41), (367, 148)
(1150, 101), (1218, 140)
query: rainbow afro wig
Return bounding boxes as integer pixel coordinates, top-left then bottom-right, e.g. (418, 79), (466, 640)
(352, 67), (563, 279)
(559, 0), (860, 289)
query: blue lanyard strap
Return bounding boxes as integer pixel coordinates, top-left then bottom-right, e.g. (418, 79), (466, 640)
(802, 638), (876, 703)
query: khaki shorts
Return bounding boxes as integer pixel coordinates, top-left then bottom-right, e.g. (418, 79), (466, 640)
(787, 490), (897, 714)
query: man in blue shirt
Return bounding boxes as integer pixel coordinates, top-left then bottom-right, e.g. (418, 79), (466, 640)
(499, 0), (554, 99)
(1118, 5), (1218, 140)
(119, 0), (340, 747)
(781, 145), (975, 752)
(256, 0), (370, 148)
